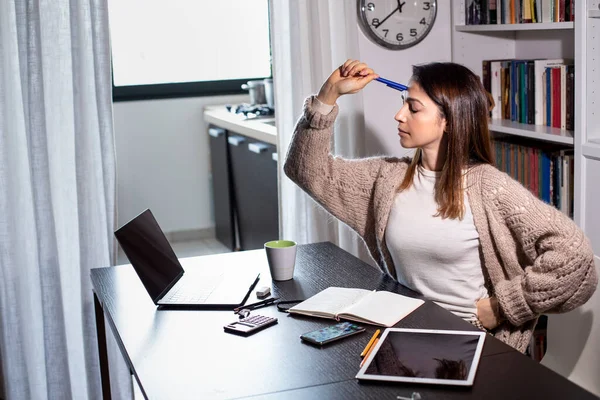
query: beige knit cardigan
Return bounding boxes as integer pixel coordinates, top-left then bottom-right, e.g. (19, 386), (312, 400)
(283, 96), (598, 353)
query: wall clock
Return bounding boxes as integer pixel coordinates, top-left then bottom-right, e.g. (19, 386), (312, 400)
(357, 0), (437, 50)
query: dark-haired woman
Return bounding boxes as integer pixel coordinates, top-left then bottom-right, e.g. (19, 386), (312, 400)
(283, 59), (597, 353)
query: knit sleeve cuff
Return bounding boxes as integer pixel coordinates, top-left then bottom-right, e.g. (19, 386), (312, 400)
(303, 95), (339, 130)
(312, 96), (336, 115)
(494, 277), (537, 326)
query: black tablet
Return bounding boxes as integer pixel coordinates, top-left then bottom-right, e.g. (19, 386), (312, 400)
(356, 328), (486, 387)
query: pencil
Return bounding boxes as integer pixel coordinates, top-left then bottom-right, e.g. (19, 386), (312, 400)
(359, 338), (379, 368)
(360, 329), (381, 357)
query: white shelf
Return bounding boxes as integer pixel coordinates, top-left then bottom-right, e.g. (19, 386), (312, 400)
(488, 119), (574, 145)
(455, 22), (573, 32)
(589, 10), (600, 18)
(583, 141), (600, 159)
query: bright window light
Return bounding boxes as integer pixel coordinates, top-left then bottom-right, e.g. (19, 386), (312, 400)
(108, 0), (271, 98)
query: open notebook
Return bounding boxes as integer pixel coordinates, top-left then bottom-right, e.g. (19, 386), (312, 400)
(288, 287), (424, 327)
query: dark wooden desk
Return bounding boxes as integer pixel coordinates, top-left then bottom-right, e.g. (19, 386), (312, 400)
(92, 242), (597, 400)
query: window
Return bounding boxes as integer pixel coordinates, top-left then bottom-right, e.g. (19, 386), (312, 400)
(108, 0), (272, 101)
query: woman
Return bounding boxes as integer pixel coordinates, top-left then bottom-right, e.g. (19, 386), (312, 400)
(283, 60), (597, 353)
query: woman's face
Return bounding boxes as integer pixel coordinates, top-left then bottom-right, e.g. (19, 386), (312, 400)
(394, 82), (446, 150)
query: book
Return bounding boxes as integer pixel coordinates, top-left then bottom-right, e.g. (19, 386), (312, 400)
(565, 65), (574, 131)
(519, 61), (526, 123)
(559, 0), (566, 22)
(523, 0), (533, 23)
(560, 64), (567, 130)
(483, 59), (510, 118)
(541, 0), (553, 22)
(491, 61), (503, 120)
(288, 287), (424, 328)
(467, 0), (486, 24)
(501, 61), (511, 119)
(545, 67), (552, 126)
(527, 61), (535, 124)
(510, 61), (519, 120)
(570, 0), (574, 21)
(551, 67), (561, 128)
(499, 0), (506, 23)
(482, 59), (493, 94)
(489, 0), (498, 24)
(533, 59), (572, 125)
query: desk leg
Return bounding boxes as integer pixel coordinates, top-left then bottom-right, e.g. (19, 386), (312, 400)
(94, 292), (112, 400)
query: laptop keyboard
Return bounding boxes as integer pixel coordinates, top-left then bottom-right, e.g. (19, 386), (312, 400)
(162, 274), (224, 304)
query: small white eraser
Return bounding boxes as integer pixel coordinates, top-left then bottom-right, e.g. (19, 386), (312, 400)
(256, 286), (271, 298)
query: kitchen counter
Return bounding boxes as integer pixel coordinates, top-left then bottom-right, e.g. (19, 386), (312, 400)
(203, 105), (277, 145)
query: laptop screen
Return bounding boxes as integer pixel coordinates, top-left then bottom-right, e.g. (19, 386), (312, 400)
(115, 209), (183, 301)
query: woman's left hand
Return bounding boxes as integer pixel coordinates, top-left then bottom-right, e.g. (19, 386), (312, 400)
(476, 297), (504, 330)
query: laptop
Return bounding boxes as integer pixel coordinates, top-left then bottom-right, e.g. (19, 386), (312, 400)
(115, 209), (260, 309)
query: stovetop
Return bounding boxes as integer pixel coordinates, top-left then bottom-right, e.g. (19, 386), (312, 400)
(226, 104), (274, 119)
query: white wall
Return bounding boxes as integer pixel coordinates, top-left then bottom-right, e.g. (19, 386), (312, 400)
(113, 94), (248, 233)
(358, 2), (453, 157)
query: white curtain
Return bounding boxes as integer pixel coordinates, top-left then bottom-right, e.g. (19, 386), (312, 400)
(270, 0), (373, 264)
(0, 1), (130, 399)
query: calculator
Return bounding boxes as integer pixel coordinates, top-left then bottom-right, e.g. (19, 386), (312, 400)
(224, 314), (278, 336)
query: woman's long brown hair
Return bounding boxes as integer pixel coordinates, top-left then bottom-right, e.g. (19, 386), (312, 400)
(398, 62), (495, 220)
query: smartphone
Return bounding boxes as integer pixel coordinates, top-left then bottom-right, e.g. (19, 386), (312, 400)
(300, 322), (366, 346)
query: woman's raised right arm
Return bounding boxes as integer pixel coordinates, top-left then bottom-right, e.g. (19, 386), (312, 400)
(283, 95), (384, 238)
(283, 60), (383, 237)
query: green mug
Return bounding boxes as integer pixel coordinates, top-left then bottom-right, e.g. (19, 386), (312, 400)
(264, 240), (297, 281)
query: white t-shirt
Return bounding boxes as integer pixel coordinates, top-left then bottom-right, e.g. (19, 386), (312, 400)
(385, 165), (489, 320)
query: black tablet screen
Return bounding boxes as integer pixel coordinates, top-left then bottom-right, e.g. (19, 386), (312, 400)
(364, 331), (481, 381)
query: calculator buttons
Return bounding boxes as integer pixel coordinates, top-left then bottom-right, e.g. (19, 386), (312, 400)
(224, 314), (278, 336)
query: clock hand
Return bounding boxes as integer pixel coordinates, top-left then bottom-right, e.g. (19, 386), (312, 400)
(376, 6), (400, 28)
(397, 0), (406, 13)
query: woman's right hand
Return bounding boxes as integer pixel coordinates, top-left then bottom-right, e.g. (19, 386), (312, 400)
(317, 59), (379, 105)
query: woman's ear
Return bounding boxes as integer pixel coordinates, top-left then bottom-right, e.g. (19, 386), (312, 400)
(440, 118), (448, 134)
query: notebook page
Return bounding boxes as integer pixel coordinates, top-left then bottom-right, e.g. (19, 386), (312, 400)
(340, 291), (424, 327)
(289, 287), (371, 318)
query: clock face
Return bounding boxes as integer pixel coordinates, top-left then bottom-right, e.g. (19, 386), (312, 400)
(357, 0), (437, 50)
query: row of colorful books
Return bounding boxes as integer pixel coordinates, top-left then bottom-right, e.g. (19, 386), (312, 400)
(493, 139), (574, 217)
(466, 0), (574, 25)
(483, 58), (574, 130)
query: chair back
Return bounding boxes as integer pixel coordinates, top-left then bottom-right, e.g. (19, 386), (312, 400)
(541, 255), (600, 396)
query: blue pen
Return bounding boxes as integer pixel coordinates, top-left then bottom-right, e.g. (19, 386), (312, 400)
(375, 77), (408, 92)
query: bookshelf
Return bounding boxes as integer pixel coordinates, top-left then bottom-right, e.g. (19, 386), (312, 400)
(579, 0), (600, 246)
(455, 21), (573, 31)
(488, 119), (574, 145)
(453, 0), (600, 385)
(452, 0), (593, 362)
(452, 5), (575, 146)
(453, 1), (577, 226)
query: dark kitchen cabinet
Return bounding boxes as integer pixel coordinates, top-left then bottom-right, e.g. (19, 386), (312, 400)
(227, 134), (279, 250)
(208, 126), (236, 250)
(207, 124), (278, 251)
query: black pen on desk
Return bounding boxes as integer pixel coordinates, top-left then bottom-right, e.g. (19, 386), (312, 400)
(246, 273), (261, 296)
(234, 297), (279, 313)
